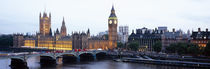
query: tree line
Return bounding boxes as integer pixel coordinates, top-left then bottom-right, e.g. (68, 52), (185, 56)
(118, 41), (210, 56)
(153, 41), (210, 56)
(0, 35), (13, 47)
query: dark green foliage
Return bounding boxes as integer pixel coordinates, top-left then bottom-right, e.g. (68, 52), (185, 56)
(152, 41), (162, 52)
(166, 42), (201, 55)
(103, 34), (108, 40)
(117, 42), (124, 48)
(128, 41), (139, 51)
(176, 43), (188, 55)
(187, 43), (200, 56)
(0, 35), (13, 47)
(166, 43), (176, 53)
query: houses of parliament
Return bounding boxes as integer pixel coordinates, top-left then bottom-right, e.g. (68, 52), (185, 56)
(13, 6), (118, 50)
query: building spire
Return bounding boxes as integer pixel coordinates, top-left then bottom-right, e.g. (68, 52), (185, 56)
(49, 12), (51, 18)
(111, 5), (115, 11)
(61, 17), (66, 29)
(49, 28), (52, 36)
(109, 5), (117, 18)
(62, 17), (65, 25)
(132, 30), (134, 33)
(61, 17), (67, 37)
(39, 12), (41, 18)
(56, 28), (59, 34)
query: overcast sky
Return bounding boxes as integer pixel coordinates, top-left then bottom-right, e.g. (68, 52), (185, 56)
(0, 0), (210, 35)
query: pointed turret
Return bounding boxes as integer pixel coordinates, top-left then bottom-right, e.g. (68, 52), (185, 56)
(39, 12), (41, 25)
(60, 17), (67, 37)
(49, 12), (51, 21)
(55, 28), (61, 41)
(56, 28), (60, 34)
(49, 28), (52, 36)
(39, 12), (41, 18)
(62, 17), (65, 26)
(43, 12), (47, 17)
(49, 13), (51, 18)
(87, 28), (90, 38)
(132, 30), (134, 33)
(87, 28), (90, 34)
(111, 5), (115, 12)
(109, 5), (117, 18)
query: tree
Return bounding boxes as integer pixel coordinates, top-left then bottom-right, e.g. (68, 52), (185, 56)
(204, 41), (210, 56)
(166, 42), (188, 55)
(128, 41), (139, 51)
(117, 42), (124, 48)
(166, 42), (202, 56)
(152, 41), (162, 52)
(176, 42), (188, 55)
(166, 43), (176, 53)
(187, 43), (200, 56)
(103, 34), (108, 40)
(0, 35), (13, 47)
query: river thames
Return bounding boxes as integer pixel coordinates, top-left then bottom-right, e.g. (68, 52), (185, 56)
(0, 56), (204, 69)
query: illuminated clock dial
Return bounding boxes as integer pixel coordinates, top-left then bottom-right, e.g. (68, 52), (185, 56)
(109, 20), (112, 24)
(114, 20), (117, 24)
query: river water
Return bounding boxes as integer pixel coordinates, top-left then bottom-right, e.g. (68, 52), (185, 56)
(0, 56), (203, 69)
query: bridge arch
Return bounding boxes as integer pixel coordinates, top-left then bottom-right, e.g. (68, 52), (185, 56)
(40, 56), (56, 65)
(96, 52), (107, 60)
(79, 53), (95, 61)
(10, 58), (28, 69)
(60, 54), (78, 63)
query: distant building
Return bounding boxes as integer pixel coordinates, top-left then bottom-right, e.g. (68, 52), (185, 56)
(98, 31), (108, 38)
(39, 12), (51, 36)
(128, 27), (162, 52)
(108, 6), (118, 49)
(72, 31), (88, 49)
(118, 26), (129, 43)
(88, 35), (109, 50)
(13, 33), (24, 47)
(191, 28), (210, 47)
(20, 12), (72, 50)
(60, 17), (67, 37)
(14, 6), (118, 50)
(158, 26), (168, 34)
(161, 28), (190, 52)
(71, 6), (118, 50)
(24, 36), (36, 47)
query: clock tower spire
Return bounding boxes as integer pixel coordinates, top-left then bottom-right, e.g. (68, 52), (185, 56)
(108, 5), (118, 49)
(60, 17), (67, 37)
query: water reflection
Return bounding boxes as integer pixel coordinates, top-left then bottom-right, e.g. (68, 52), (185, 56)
(0, 56), (203, 69)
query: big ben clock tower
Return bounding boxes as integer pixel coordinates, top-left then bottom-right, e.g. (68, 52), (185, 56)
(108, 6), (118, 49)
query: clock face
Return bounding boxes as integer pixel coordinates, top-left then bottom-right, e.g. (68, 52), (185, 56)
(114, 20), (117, 24)
(109, 20), (112, 24)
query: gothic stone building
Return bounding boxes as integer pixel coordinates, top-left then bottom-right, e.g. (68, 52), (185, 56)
(23, 12), (72, 50)
(128, 27), (162, 52)
(161, 29), (190, 52)
(72, 6), (118, 50)
(14, 6), (118, 50)
(191, 28), (210, 47)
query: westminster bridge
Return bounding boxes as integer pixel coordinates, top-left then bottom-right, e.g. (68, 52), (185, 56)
(0, 50), (112, 69)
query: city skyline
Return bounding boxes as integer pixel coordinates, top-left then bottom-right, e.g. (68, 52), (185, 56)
(0, 0), (210, 35)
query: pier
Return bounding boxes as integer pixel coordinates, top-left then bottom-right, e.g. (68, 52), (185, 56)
(122, 58), (210, 68)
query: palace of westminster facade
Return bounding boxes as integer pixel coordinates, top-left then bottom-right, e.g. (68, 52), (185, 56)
(13, 6), (118, 50)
